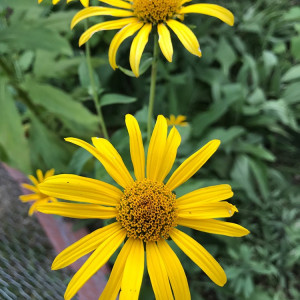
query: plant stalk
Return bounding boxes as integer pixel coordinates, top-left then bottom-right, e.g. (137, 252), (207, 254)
(147, 34), (159, 142)
(84, 21), (109, 140)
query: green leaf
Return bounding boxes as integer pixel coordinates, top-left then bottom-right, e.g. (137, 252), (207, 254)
(192, 85), (241, 137)
(68, 148), (93, 175)
(28, 113), (69, 171)
(230, 155), (259, 204)
(215, 37), (237, 75)
(291, 36), (300, 61)
(282, 82), (300, 104)
(249, 158), (270, 200)
(247, 88), (266, 105)
(100, 93), (137, 107)
(119, 55), (153, 77)
(204, 126), (246, 145)
(262, 50), (278, 77)
(0, 25), (72, 55)
(34, 50), (82, 79)
(262, 99), (298, 130)
(234, 143), (276, 162)
(0, 78), (31, 173)
(282, 65), (300, 82)
(78, 56), (102, 92)
(37, 10), (77, 33)
(22, 78), (98, 130)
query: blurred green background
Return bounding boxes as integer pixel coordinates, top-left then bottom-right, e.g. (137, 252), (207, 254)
(0, 0), (299, 299)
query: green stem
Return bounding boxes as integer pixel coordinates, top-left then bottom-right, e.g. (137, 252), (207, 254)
(147, 33), (159, 142)
(84, 21), (109, 140)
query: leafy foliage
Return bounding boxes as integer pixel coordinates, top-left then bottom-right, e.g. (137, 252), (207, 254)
(0, 0), (299, 299)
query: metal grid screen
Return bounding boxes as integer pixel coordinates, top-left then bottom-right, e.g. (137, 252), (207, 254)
(0, 164), (76, 300)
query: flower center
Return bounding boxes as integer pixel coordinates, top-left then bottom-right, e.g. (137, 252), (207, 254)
(132, 0), (181, 24)
(117, 179), (177, 242)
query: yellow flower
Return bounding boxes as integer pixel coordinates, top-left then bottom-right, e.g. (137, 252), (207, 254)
(20, 169), (56, 216)
(36, 114), (249, 300)
(38, 0), (89, 7)
(167, 114), (188, 126)
(71, 0), (234, 76)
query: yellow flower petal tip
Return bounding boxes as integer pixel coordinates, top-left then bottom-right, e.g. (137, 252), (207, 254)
(37, 115), (248, 299)
(166, 114), (189, 126)
(19, 169), (56, 215)
(71, 0), (233, 74)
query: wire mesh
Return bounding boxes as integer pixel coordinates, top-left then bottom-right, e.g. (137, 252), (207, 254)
(0, 164), (77, 300)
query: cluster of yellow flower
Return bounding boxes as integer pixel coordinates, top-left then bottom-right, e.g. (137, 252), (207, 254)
(21, 1), (249, 299)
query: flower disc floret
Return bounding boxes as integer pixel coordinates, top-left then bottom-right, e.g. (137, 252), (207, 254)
(132, 0), (181, 24)
(117, 179), (177, 242)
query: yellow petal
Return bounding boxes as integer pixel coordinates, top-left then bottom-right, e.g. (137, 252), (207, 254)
(170, 228), (227, 286)
(176, 184), (233, 208)
(180, 0), (191, 5)
(120, 239), (144, 300)
(157, 239), (191, 300)
(146, 242), (173, 300)
(166, 19), (202, 57)
(177, 218), (250, 237)
(157, 23), (173, 62)
(180, 4), (234, 26)
(92, 137), (134, 188)
(52, 222), (122, 270)
(45, 168), (55, 178)
(99, 238), (135, 300)
(125, 114), (145, 181)
(53, 0), (60, 4)
(36, 169), (44, 182)
(19, 194), (41, 202)
(64, 228), (126, 300)
(98, 0), (132, 10)
(21, 183), (39, 193)
(109, 21), (143, 69)
(65, 137), (133, 188)
(80, 0), (89, 7)
(79, 18), (137, 46)
(166, 140), (220, 191)
(29, 202), (38, 216)
(146, 115), (168, 181)
(36, 202), (118, 219)
(156, 126), (181, 182)
(178, 201), (238, 219)
(130, 23), (152, 77)
(39, 174), (122, 206)
(71, 7), (134, 29)
(29, 175), (39, 187)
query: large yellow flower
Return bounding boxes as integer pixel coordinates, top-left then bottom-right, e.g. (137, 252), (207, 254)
(38, 0), (89, 7)
(36, 114), (249, 300)
(20, 169), (56, 216)
(71, 0), (234, 76)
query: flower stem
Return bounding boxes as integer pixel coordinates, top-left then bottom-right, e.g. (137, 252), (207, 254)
(147, 33), (159, 142)
(84, 21), (109, 140)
